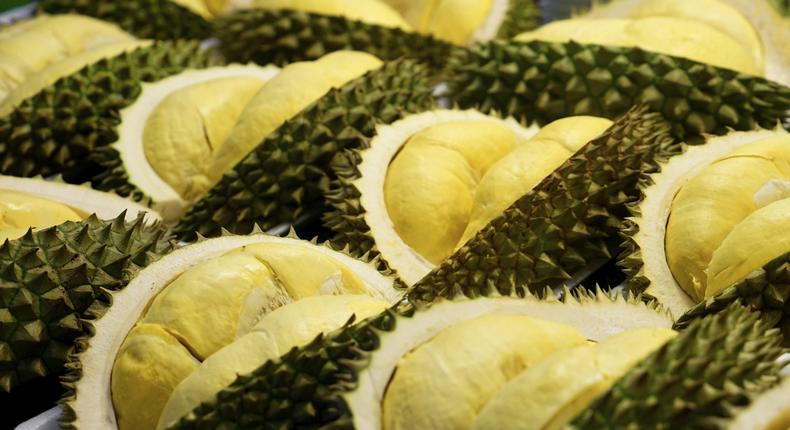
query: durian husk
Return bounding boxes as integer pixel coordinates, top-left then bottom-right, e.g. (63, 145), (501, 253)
(0, 214), (175, 392)
(0, 41), (215, 183)
(447, 40), (790, 144)
(214, 8), (455, 70)
(172, 59), (435, 241)
(407, 105), (679, 303)
(59, 229), (402, 430)
(569, 303), (786, 428)
(168, 288), (672, 429)
(38, 0), (213, 40)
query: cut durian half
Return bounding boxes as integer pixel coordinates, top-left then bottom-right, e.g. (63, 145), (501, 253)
(111, 64), (279, 221)
(63, 233), (401, 430)
(623, 128), (790, 319)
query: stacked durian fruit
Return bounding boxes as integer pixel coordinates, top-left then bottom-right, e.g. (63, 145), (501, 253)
(1, 0), (789, 428)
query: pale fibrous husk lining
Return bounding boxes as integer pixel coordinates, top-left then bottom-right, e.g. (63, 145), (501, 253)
(59, 229), (402, 430)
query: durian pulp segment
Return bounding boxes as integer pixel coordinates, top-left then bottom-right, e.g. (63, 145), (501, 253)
(665, 134), (790, 301)
(515, 16), (761, 76)
(224, 0), (412, 29)
(472, 327), (676, 430)
(114, 65), (280, 222)
(208, 51), (383, 186)
(111, 240), (396, 430)
(381, 113), (610, 279)
(382, 315), (587, 430)
(203, 0), (230, 16)
(0, 40), (148, 116)
(727, 377), (790, 430)
(0, 189), (82, 242)
(157, 295), (389, 430)
(343, 295), (674, 429)
(384, 0), (509, 45)
(0, 14), (135, 102)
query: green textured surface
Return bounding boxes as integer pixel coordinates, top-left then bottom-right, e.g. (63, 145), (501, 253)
(497, 0), (542, 38)
(0, 214), (174, 392)
(0, 41), (215, 185)
(172, 59), (436, 241)
(571, 304), (785, 429)
(448, 40), (790, 143)
(37, 0), (213, 40)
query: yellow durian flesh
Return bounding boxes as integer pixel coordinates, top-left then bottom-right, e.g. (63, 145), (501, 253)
(515, 16), (761, 76)
(458, 116), (612, 246)
(0, 189), (83, 242)
(0, 14), (134, 101)
(208, 51), (383, 187)
(472, 327), (676, 430)
(629, 0), (764, 66)
(424, 0), (496, 45)
(142, 76), (267, 201)
(226, 0), (411, 29)
(381, 314), (586, 430)
(665, 135), (790, 301)
(384, 121), (520, 264)
(157, 295), (389, 430)
(112, 242), (373, 430)
(204, 0), (230, 15)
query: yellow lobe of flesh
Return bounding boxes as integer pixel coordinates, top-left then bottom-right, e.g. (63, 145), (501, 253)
(384, 121), (521, 264)
(515, 16), (761, 76)
(425, 0), (496, 45)
(157, 294), (388, 430)
(0, 190), (82, 242)
(204, 0), (230, 15)
(458, 116), (612, 247)
(472, 327), (676, 430)
(381, 314), (587, 430)
(665, 135), (790, 301)
(209, 51), (382, 186)
(227, 0), (411, 29)
(143, 76), (267, 201)
(112, 324), (199, 430)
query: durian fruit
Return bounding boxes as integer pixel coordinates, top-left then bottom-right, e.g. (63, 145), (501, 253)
(38, 0), (214, 40)
(167, 290), (678, 429)
(0, 212), (175, 392)
(60, 233), (401, 430)
(447, 40), (790, 143)
(214, 0), (455, 68)
(172, 58), (435, 240)
(383, 0), (541, 44)
(0, 14), (136, 104)
(0, 40), (215, 182)
(324, 109), (613, 285)
(171, 300), (783, 429)
(621, 128), (790, 336)
(727, 375), (790, 430)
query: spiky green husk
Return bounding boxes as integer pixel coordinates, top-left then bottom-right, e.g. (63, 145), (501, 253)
(37, 0), (213, 40)
(570, 304), (785, 429)
(0, 214), (174, 392)
(447, 40), (790, 143)
(674, 251), (790, 342)
(169, 289), (665, 429)
(768, 0), (789, 16)
(403, 106), (678, 303)
(215, 9), (455, 70)
(171, 59), (435, 241)
(496, 0), (542, 39)
(0, 41), (215, 184)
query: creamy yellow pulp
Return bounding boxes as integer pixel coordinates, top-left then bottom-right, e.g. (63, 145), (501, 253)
(384, 116), (612, 265)
(0, 190), (83, 242)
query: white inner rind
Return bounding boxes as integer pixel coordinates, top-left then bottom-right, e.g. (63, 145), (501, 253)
(0, 176), (160, 223)
(355, 109), (538, 286)
(114, 65), (281, 221)
(345, 294), (673, 429)
(68, 234), (399, 430)
(634, 129), (786, 319)
(472, 0), (511, 42)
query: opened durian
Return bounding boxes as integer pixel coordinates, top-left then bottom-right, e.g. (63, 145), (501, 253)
(61, 233), (400, 430)
(622, 128), (790, 337)
(38, 0), (215, 39)
(325, 109), (613, 284)
(448, 3), (790, 142)
(0, 14), (136, 105)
